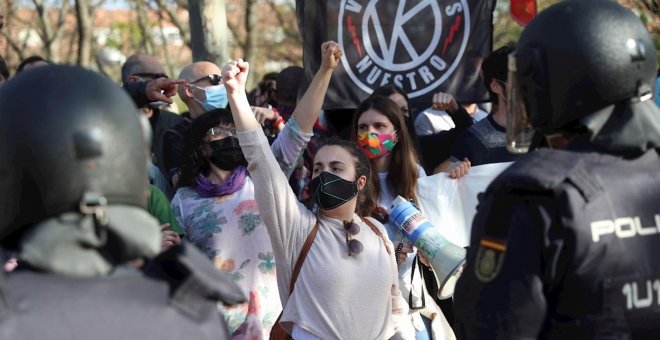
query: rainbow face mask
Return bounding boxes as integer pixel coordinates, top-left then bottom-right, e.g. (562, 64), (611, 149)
(357, 131), (396, 159)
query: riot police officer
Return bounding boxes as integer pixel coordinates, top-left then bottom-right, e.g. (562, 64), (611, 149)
(454, 0), (660, 338)
(0, 65), (245, 339)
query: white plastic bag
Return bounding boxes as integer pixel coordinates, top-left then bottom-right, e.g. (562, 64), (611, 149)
(416, 162), (513, 247)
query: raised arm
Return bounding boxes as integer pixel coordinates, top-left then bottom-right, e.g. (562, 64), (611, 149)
(270, 41), (342, 178)
(223, 59), (315, 298)
(292, 41), (342, 133)
(222, 60), (260, 132)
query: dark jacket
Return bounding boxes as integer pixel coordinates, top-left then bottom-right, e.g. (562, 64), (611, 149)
(454, 145), (660, 339)
(417, 106), (473, 173)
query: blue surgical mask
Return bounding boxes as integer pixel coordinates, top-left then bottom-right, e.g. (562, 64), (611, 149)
(193, 84), (228, 111)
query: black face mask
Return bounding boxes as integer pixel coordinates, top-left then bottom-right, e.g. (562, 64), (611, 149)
(308, 171), (358, 210)
(208, 137), (247, 171)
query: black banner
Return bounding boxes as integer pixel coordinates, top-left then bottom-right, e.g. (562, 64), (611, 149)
(297, 0), (495, 111)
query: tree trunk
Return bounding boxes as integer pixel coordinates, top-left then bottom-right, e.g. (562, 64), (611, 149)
(188, 0), (229, 65)
(75, 0), (93, 67)
(135, 0), (154, 54)
(243, 0), (257, 87)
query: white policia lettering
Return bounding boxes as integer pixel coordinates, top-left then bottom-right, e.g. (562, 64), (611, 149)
(590, 215), (660, 242)
(621, 280), (660, 310)
(338, 0), (470, 98)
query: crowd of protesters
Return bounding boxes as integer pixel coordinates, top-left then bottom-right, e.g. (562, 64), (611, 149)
(0, 36), (488, 338)
(1, 0), (659, 338)
(0, 26), (571, 340)
(0, 36), (514, 336)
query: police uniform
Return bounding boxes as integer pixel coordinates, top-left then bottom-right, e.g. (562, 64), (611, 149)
(453, 0), (660, 338)
(454, 144), (660, 338)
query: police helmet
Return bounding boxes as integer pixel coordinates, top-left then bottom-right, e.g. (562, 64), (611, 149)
(0, 65), (149, 247)
(506, 0), (657, 152)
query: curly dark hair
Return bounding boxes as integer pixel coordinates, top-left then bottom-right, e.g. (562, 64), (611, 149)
(176, 108), (235, 188)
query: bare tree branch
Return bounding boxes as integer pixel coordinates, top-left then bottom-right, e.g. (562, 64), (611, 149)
(153, 0), (191, 48)
(1, 2), (29, 62)
(265, 0), (301, 43)
(135, 0), (155, 54)
(31, 0), (52, 49)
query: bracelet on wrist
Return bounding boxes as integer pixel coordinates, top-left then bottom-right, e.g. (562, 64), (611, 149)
(271, 116), (285, 129)
(270, 106), (280, 119)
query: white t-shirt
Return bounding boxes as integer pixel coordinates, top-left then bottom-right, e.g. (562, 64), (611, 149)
(377, 165), (429, 333)
(414, 107), (489, 136)
(414, 108), (456, 136)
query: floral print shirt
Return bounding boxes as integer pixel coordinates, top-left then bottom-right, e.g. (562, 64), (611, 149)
(172, 180), (281, 339)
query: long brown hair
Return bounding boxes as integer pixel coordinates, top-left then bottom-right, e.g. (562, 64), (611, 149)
(316, 138), (377, 218)
(351, 96), (420, 210)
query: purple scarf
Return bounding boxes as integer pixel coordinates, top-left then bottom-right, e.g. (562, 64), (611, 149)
(195, 166), (249, 198)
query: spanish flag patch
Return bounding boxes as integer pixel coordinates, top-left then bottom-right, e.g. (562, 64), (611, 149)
(475, 237), (507, 282)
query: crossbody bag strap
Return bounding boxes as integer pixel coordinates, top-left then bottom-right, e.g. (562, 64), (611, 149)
(289, 221), (319, 294)
(362, 217), (390, 255)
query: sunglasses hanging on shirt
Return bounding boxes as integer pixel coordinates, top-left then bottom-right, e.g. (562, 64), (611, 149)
(343, 220), (363, 256)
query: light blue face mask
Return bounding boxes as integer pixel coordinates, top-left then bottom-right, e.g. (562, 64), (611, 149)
(194, 84), (228, 111)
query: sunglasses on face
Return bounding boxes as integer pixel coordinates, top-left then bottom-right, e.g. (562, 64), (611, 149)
(191, 74), (223, 86)
(206, 126), (236, 138)
(132, 72), (168, 80)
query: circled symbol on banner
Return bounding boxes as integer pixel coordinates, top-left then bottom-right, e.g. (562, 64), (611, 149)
(362, 0), (442, 72)
(338, 0), (471, 98)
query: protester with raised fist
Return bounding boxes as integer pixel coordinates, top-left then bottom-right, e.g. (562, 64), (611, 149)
(222, 53), (417, 338)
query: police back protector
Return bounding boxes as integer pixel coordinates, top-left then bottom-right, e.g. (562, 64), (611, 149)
(458, 147), (660, 338)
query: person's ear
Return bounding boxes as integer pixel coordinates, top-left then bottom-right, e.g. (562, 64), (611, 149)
(490, 79), (506, 96)
(489, 79), (502, 95)
(356, 174), (367, 191)
(183, 84), (196, 100)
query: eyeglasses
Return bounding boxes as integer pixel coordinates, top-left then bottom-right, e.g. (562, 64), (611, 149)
(132, 72), (168, 80)
(207, 126), (236, 138)
(191, 74), (223, 86)
(343, 220), (363, 256)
